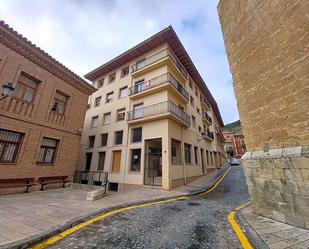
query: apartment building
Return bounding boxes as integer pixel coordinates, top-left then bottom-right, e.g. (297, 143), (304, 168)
(0, 21), (95, 193)
(77, 26), (225, 191)
(223, 131), (246, 158)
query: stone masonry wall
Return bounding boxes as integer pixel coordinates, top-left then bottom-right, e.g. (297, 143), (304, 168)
(218, 0), (309, 228)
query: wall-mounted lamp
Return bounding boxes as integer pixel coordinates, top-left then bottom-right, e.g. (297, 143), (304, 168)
(0, 83), (14, 101)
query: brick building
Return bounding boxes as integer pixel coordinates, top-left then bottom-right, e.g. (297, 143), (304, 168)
(0, 21), (95, 193)
(223, 131), (246, 159)
(76, 26), (226, 191)
(218, 0), (309, 228)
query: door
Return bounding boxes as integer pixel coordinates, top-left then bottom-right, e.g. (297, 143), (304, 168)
(145, 148), (162, 186)
(133, 103), (144, 119)
(85, 153), (92, 171)
(112, 150), (121, 172)
(201, 148), (205, 174)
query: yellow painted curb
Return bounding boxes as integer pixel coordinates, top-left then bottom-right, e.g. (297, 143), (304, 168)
(228, 202), (253, 249)
(31, 167), (232, 249)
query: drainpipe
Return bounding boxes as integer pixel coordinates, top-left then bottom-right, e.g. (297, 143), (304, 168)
(182, 126), (187, 185)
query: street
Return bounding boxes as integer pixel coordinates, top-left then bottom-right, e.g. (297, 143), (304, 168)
(47, 166), (250, 249)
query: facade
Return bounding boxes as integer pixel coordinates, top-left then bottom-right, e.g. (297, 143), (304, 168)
(223, 131), (246, 158)
(218, 0), (309, 228)
(0, 21), (95, 193)
(77, 26), (226, 191)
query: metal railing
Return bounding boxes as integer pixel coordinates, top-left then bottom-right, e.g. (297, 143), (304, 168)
(131, 47), (188, 79)
(74, 171), (108, 192)
(129, 73), (189, 100)
(203, 112), (212, 124)
(127, 101), (191, 125)
(200, 95), (210, 109)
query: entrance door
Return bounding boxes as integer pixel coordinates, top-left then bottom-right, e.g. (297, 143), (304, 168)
(85, 153), (92, 171)
(144, 139), (162, 186)
(112, 150), (121, 172)
(201, 148), (205, 174)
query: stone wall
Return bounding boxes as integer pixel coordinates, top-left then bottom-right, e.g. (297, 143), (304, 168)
(218, 0), (309, 228)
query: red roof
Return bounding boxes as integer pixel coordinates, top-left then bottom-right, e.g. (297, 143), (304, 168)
(85, 26), (224, 127)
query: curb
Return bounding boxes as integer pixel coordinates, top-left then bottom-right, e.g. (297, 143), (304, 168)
(1, 165), (230, 249)
(235, 208), (269, 249)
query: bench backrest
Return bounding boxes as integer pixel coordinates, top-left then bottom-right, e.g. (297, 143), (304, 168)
(0, 178), (35, 184)
(38, 176), (68, 182)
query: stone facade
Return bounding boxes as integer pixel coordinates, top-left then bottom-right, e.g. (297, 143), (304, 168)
(0, 21), (95, 193)
(218, 0), (309, 228)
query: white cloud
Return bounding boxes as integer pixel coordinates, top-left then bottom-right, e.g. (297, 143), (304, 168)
(0, 0), (239, 124)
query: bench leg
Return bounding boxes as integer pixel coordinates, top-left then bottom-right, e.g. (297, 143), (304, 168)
(62, 182), (66, 188)
(25, 185), (31, 193)
(40, 184), (45, 191)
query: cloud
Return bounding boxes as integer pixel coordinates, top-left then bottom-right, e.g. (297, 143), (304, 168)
(0, 0), (239, 124)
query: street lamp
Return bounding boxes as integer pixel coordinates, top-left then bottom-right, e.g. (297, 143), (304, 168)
(0, 83), (15, 101)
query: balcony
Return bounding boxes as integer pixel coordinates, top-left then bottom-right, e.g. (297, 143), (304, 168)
(130, 48), (188, 80)
(200, 95), (210, 110)
(129, 73), (189, 102)
(127, 101), (190, 127)
(203, 129), (214, 141)
(202, 112), (212, 125)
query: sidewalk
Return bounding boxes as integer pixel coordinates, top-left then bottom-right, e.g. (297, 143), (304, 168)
(0, 165), (229, 249)
(238, 205), (309, 249)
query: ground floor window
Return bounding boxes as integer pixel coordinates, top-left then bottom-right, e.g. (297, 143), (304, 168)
(130, 149), (141, 172)
(194, 146), (198, 165)
(171, 139), (181, 164)
(184, 143), (191, 164)
(37, 137), (59, 164)
(98, 152), (106, 171)
(0, 129), (23, 163)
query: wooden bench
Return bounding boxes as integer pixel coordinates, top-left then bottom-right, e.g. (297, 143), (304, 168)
(38, 176), (70, 191)
(0, 178), (35, 193)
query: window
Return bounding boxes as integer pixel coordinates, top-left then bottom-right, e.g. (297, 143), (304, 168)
(98, 79), (104, 88)
(133, 103), (144, 119)
(0, 129), (23, 163)
(121, 66), (129, 77)
(136, 58), (146, 70)
(171, 139), (181, 164)
(184, 143), (191, 164)
(192, 115), (196, 128)
(94, 96), (101, 107)
(91, 116), (99, 128)
(134, 79), (145, 93)
(130, 149), (141, 172)
(132, 127), (142, 143)
(101, 133), (108, 146)
(98, 152), (106, 171)
(11, 72), (39, 103)
(119, 86), (128, 98)
(108, 73), (116, 83)
(190, 95), (194, 107)
(194, 146), (198, 164)
(195, 87), (199, 97)
(88, 136), (95, 148)
(37, 137), (59, 164)
(115, 131), (123, 145)
(189, 79), (193, 89)
(197, 107), (200, 114)
(51, 91), (68, 115)
(117, 108), (126, 121)
(103, 112), (111, 125)
(106, 92), (113, 103)
(198, 126), (202, 133)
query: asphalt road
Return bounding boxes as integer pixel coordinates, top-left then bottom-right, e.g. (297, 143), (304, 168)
(48, 166), (250, 249)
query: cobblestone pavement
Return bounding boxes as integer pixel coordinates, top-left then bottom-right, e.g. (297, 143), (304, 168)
(48, 166), (250, 249)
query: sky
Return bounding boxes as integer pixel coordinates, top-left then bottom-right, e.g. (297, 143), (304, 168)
(0, 0), (239, 124)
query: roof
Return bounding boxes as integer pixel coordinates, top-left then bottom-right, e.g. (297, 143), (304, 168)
(0, 21), (95, 95)
(85, 26), (224, 127)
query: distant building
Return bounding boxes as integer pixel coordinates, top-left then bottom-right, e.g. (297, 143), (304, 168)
(218, 0), (309, 228)
(77, 26), (226, 191)
(223, 131), (246, 158)
(0, 21), (95, 193)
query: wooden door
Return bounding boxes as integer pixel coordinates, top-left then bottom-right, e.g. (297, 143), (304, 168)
(112, 150), (121, 172)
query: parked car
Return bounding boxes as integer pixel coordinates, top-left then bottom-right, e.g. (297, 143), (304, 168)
(228, 158), (240, 165)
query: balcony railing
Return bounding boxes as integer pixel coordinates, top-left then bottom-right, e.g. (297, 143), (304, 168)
(200, 95), (210, 109)
(127, 101), (191, 125)
(129, 73), (189, 101)
(203, 112), (212, 124)
(131, 47), (188, 79)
